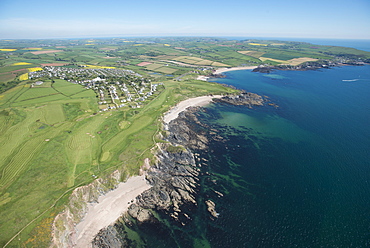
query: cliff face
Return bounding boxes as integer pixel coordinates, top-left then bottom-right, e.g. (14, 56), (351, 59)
(92, 108), (210, 247)
(213, 92), (264, 107)
(51, 170), (125, 248)
(92, 96), (267, 247)
(53, 93), (266, 247)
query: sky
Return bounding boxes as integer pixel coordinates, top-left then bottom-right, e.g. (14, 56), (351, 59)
(0, 0), (369, 39)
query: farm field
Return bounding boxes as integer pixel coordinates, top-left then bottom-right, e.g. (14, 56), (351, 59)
(172, 56), (229, 67)
(0, 69), (238, 247)
(238, 50), (265, 58)
(0, 37), (369, 246)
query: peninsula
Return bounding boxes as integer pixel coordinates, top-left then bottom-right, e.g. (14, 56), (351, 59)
(0, 37), (369, 247)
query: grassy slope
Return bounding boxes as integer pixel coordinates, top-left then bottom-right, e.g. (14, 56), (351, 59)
(1, 37), (369, 246)
(0, 75), (238, 247)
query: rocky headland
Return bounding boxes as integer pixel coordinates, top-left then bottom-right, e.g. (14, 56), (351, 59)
(213, 92), (264, 107)
(51, 91), (266, 248)
(91, 108), (210, 247)
(252, 60), (366, 73)
(91, 92), (266, 247)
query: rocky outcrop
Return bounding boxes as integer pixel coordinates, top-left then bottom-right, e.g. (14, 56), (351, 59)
(205, 200), (219, 218)
(214, 92), (264, 107)
(51, 170), (127, 248)
(92, 225), (131, 248)
(136, 147), (199, 212)
(252, 60), (336, 73)
(131, 109), (210, 221)
(91, 109), (211, 247)
(209, 73), (226, 78)
(51, 89), (268, 247)
(165, 107), (210, 151)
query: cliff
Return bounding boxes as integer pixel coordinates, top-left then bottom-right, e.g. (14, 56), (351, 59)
(51, 170), (127, 248)
(92, 95), (266, 247)
(213, 92), (264, 107)
(52, 92), (266, 247)
(92, 109), (208, 247)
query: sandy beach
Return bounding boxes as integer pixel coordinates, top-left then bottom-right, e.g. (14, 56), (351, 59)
(197, 75), (210, 81)
(163, 95), (222, 124)
(197, 66), (257, 81)
(213, 66), (257, 74)
(71, 95), (226, 247)
(73, 175), (151, 248)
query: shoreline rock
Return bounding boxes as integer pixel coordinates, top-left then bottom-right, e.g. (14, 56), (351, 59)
(91, 92), (267, 247)
(91, 109), (210, 246)
(252, 61), (366, 74)
(213, 92), (264, 107)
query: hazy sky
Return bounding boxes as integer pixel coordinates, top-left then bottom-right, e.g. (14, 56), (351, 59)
(1, 0), (369, 39)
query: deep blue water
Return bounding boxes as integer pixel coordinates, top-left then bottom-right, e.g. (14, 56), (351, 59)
(198, 65), (370, 247)
(122, 41), (370, 247)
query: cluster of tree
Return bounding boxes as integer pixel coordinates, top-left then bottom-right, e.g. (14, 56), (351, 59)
(0, 80), (19, 94)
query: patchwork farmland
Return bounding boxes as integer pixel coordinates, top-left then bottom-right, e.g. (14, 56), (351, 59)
(0, 37), (369, 246)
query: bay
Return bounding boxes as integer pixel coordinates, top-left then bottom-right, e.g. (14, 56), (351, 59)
(198, 64), (370, 247)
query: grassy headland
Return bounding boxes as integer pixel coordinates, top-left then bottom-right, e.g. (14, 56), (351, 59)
(0, 77), (236, 247)
(0, 37), (369, 246)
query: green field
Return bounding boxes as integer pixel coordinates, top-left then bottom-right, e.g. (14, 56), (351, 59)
(0, 70), (238, 247)
(0, 37), (369, 247)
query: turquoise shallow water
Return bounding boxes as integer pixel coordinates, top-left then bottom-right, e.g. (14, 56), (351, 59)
(198, 65), (370, 247)
(120, 64), (370, 247)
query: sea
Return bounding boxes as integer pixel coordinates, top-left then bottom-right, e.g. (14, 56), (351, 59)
(197, 64), (370, 247)
(128, 40), (370, 247)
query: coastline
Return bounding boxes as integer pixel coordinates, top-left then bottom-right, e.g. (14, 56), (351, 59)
(197, 66), (257, 81)
(88, 88), (267, 246)
(163, 95), (223, 124)
(53, 94), (226, 247)
(213, 66), (258, 74)
(73, 175), (150, 248)
(88, 62), (368, 246)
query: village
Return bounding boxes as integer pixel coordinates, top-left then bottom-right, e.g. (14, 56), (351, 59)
(29, 66), (162, 111)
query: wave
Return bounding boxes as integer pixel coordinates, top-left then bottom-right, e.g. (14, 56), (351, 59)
(342, 79), (360, 82)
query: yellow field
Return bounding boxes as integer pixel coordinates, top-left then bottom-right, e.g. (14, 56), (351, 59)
(12, 62), (32, 66)
(84, 65), (116, 69)
(28, 67), (43, 72)
(134, 44), (144, 46)
(23, 48), (43, 50)
(286, 57), (318, 66)
(164, 44), (171, 46)
(259, 56), (318, 66)
(19, 73), (29, 81)
(0, 49), (17, 52)
(260, 57), (288, 64)
(249, 43), (268, 46)
(174, 56), (229, 67)
(85, 44), (95, 46)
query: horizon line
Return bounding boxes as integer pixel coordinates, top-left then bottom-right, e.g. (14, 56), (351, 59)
(1, 35), (370, 41)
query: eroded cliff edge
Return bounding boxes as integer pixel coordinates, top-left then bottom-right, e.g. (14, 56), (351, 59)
(91, 93), (265, 247)
(51, 92), (265, 248)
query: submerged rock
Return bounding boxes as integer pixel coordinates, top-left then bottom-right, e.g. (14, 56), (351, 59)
(91, 93), (266, 246)
(205, 200), (219, 218)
